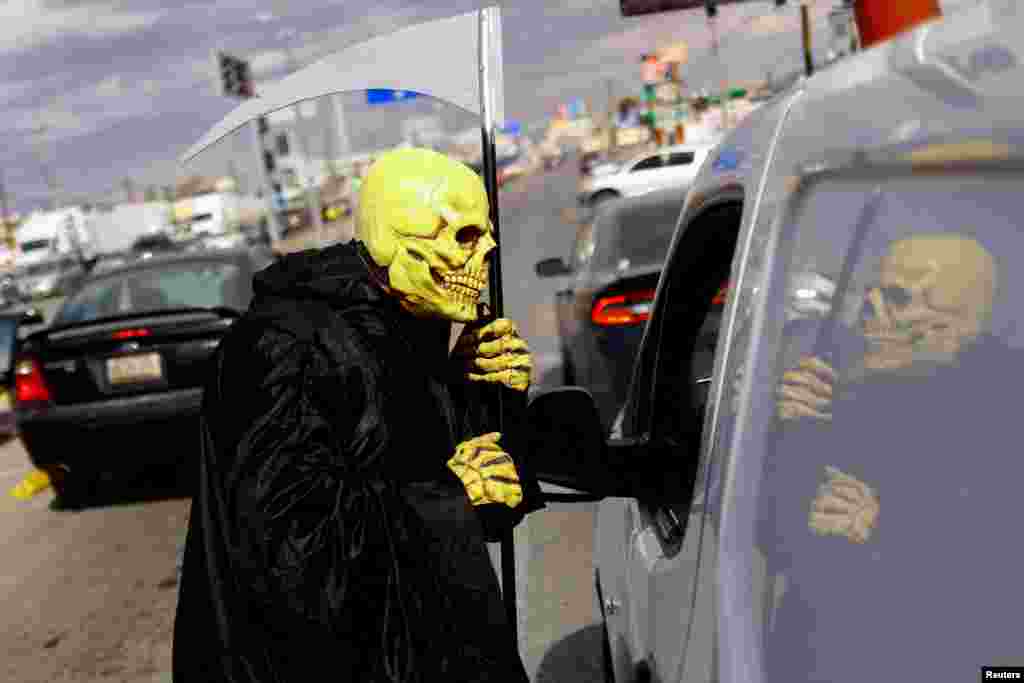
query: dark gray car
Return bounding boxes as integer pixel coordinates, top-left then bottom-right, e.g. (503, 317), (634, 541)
(536, 188), (692, 429)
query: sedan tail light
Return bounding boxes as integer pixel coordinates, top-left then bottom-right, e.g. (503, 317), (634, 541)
(713, 281), (731, 306)
(112, 328), (151, 340)
(592, 289), (657, 326)
(14, 357), (52, 404)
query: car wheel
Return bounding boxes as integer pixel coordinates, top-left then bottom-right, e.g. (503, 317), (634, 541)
(595, 570), (616, 683)
(45, 465), (95, 511)
(561, 348), (576, 386)
(589, 190), (620, 208)
(601, 618), (616, 683)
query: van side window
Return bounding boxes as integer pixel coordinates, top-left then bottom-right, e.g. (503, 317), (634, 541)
(653, 201), (742, 442)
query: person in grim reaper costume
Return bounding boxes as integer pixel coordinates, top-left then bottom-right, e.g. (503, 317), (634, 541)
(173, 148), (544, 682)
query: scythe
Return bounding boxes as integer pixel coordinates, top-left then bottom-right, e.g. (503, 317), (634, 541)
(180, 6), (520, 646)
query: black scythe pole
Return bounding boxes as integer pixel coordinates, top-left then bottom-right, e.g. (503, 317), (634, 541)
(478, 8), (518, 647)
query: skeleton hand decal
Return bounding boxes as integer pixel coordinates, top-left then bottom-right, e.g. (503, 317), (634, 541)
(452, 317), (533, 392)
(809, 466), (879, 544)
(447, 432), (523, 508)
(777, 355), (836, 422)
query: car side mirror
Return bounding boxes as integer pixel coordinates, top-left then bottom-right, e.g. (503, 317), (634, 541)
(20, 308), (43, 326)
(535, 257), (572, 278)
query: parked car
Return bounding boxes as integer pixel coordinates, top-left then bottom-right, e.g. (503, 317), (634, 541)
(0, 309), (39, 436)
(526, 4), (1024, 682)
(0, 273), (24, 308)
(578, 143), (717, 208)
(131, 232), (180, 255)
(13, 246), (275, 508)
(536, 188), (707, 429)
(13, 254), (91, 300)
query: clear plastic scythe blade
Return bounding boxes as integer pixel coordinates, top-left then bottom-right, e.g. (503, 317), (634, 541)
(180, 7), (504, 166)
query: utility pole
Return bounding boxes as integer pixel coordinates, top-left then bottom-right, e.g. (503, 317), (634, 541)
(279, 30), (325, 246)
(801, 2), (815, 77)
(0, 169), (10, 225)
(29, 124), (59, 210)
(602, 79), (610, 153)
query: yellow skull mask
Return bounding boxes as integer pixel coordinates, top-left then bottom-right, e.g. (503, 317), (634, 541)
(357, 148), (496, 323)
(861, 234), (997, 372)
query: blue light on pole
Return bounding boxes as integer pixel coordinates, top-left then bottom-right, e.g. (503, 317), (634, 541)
(366, 89), (421, 105)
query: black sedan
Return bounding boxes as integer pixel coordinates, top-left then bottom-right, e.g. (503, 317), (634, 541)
(536, 188), (697, 429)
(13, 246), (275, 508)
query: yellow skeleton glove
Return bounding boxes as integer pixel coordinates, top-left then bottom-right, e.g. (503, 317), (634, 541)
(777, 355), (835, 422)
(809, 465), (880, 544)
(452, 318), (533, 392)
(447, 432), (523, 508)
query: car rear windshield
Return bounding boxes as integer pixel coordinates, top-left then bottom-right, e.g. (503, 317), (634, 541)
(592, 196), (684, 271)
(54, 261), (244, 325)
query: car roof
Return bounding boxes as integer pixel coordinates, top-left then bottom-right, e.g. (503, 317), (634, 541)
(626, 142), (717, 166)
(82, 247), (260, 282)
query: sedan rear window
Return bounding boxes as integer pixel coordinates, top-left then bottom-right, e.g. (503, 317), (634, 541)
(592, 196), (684, 271)
(55, 261), (243, 325)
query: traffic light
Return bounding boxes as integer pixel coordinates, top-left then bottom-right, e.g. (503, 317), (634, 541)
(276, 133), (290, 157)
(258, 116), (269, 137)
(263, 150), (276, 174)
(238, 60), (254, 98)
(705, 0), (717, 18)
(218, 52), (254, 99)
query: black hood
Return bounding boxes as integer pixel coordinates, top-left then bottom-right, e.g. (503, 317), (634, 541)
(252, 239), (375, 303)
(246, 239), (452, 363)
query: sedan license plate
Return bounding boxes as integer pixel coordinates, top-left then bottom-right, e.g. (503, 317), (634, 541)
(107, 353), (163, 385)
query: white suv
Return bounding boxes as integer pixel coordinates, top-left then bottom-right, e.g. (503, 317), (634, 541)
(578, 143), (718, 208)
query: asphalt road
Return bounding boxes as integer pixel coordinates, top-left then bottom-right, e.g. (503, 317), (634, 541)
(1, 160), (605, 683)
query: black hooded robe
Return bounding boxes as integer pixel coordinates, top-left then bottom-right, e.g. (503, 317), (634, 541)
(173, 241), (543, 682)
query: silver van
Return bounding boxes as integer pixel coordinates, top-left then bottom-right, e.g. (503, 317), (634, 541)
(527, 3), (1024, 681)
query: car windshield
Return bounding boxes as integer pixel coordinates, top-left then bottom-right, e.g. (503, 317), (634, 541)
(724, 169), (1024, 681)
(591, 195), (684, 271)
(20, 239), (51, 253)
(54, 260), (244, 325)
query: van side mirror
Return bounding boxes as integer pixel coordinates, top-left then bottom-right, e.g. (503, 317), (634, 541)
(535, 257), (572, 278)
(527, 386), (698, 503)
(20, 308), (44, 326)
(526, 387), (610, 493)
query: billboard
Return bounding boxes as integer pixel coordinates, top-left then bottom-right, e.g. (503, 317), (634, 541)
(620, 0), (750, 16)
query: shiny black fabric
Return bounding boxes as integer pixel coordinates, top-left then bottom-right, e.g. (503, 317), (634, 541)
(173, 240), (543, 682)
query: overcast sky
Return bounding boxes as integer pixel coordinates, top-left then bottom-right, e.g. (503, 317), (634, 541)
(0, 0), (975, 213)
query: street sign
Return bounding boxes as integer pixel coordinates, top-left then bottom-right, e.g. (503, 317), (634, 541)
(366, 89), (421, 105)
